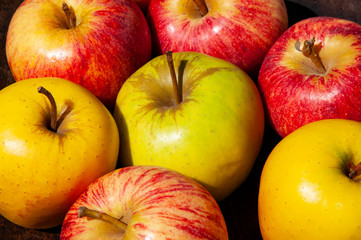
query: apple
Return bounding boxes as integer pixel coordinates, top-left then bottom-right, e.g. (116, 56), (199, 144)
(147, 0), (288, 76)
(258, 119), (361, 239)
(6, 0), (152, 110)
(257, 16), (361, 138)
(60, 165), (228, 239)
(0, 77), (119, 229)
(113, 51), (265, 201)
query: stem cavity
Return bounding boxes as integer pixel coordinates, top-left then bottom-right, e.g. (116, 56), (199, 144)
(78, 206), (127, 232)
(295, 37), (326, 74)
(192, 0), (208, 17)
(349, 162), (361, 180)
(62, 2), (76, 29)
(166, 51), (182, 105)
(38, 86), (71, 132)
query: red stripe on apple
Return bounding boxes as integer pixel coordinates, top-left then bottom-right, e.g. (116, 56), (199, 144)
(147, 0), (288, 76)
(60, 166), (228, 239)
(258, 16), (361, 138)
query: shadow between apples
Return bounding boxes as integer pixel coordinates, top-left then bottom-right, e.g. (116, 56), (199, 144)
(285, 1), (317, 26)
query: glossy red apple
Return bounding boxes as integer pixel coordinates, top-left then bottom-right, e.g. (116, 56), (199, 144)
(60, 166), (228, 239)
(6, 0), (152, 110)
(258, 16), (361, 138)
(147, 0), (288, 76)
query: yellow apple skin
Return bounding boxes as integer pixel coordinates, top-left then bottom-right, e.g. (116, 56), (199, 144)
(259, 119), (361, 239)
(114, 51), (265, 201)
(0, 78), (119, 229)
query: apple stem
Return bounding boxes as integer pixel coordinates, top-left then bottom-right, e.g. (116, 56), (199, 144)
(78, 206), (127, 232)
(295, 37), (326, 74)
(192, 0), (208, 16)
(166, 51), (182, 105)
(62, 2), (76, 29)
(349, 162), (361, 180)
(37, 87), (58, 132)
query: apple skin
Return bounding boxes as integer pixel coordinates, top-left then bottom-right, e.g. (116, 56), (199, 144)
(258, 16), (361, 138)
(6, 0), (152, 110)
(60, 165), (228, 239)
(258, 119), (361, 239)
(113, 51), (265, 201)
(0, 77), (119, 229)
(147, 0), (288, 76)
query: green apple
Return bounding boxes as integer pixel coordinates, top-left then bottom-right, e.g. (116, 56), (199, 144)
(114, 51), (264, 201)
(259, 119), (361, 239)
(0, 77), (119, 229)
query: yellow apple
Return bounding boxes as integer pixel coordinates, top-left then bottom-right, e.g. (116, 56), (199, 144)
(114, 51), (265, 201)
(0, 77), (119, 229)
(258, 119), (361, 239)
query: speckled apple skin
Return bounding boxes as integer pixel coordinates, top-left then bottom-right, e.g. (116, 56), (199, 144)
(0, 78), (119, 229)
(259, 119), (361, 239)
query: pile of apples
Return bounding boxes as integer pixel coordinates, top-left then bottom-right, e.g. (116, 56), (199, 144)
(1, 0), (361, 239)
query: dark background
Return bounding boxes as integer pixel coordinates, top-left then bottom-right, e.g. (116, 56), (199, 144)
(1, 0), (360, 239)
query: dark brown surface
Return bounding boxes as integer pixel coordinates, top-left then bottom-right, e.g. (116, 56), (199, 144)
(288, 0), (361, 24)
(0, 1), (360, 239)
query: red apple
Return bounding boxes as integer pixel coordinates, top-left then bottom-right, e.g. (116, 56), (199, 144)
(258, 16), (361, 138)
(147, 0), (288, 76)
(6, 0), (152, 110)
(60, 166), (228, 239)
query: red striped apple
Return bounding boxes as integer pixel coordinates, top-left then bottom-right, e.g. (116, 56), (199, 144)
(258, 17), (361, 138)
(113, 51), (265, 201)
(60, 166), (228, 239)
(0, 77), (119, 229)
(147, 0), (288, 76)
(6, 0), (152, 110)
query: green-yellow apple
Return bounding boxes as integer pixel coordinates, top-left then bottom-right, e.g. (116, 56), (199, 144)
(6, 0), (152, 110)
(258, 119), (361, 239)
(258, 17), (361, 138)
(0, 77), (119, 229)
(60, 165), (228, 239)
(114, 51), (265, 201)
(147, 0), (288, 76)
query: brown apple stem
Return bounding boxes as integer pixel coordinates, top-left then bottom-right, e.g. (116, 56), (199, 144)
(78, 206), (127, 232)
(192, 0), (208, 16)
(37, 87), (58, 132)
(295, 37), (326, 74)
(349, 162), (361, 180)
(166, 51), (182, 104)
(62, 2), (76, 29)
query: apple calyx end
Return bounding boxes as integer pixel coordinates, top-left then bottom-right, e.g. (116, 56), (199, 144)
(348, 162), (361, 180)
(78, 206), (127, 232)
(295, 37), (327, 74)
(62, 2), (76, 29)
